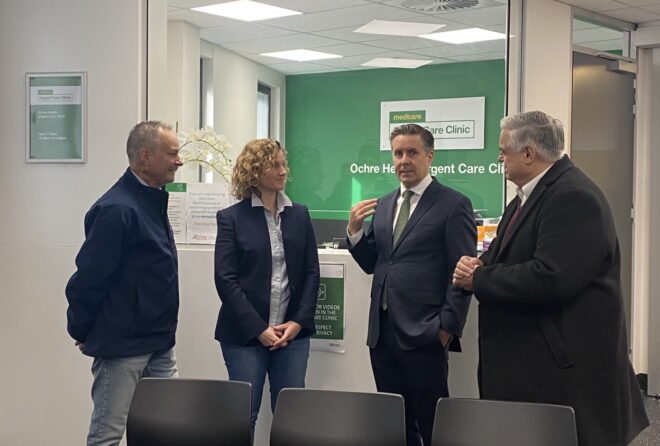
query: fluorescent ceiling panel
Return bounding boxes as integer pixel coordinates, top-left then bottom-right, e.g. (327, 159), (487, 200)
(192, 0), (301, 22)
(354, 20), (445, 36)
(261, 49), (343, 61)
(361, 57), (432, 69)
(420, 28), (506, 44)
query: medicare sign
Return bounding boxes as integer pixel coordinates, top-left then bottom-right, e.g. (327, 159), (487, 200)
(380, 97), (485, 151)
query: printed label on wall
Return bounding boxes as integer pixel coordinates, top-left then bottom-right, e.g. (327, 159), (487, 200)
(380, 97), (485, 150)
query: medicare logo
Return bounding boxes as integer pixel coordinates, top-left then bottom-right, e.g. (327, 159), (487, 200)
(389, 110), (425, 124)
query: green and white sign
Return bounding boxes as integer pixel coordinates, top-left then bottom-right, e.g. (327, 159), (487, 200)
(311, 263), (345, 353)
(380, 97), (485, 151)
(26, 72), (86, 163)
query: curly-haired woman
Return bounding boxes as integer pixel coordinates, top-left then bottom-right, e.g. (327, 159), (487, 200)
(213, 138), (320, 429)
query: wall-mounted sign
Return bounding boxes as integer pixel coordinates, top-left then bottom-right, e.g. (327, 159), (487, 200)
(380, 97), (485, 151)
(165, 182), (233, 244)
(311, 263), (345, 354)
(26, 72), (86, 163)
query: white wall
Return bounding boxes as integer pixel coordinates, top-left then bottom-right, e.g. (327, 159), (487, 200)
(521, 0), (573, 149)
(0, 0), (146, 444)
(211, 44), (286, 164)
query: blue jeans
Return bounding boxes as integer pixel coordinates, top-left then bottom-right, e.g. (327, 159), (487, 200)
(220, 337), (310, 428)
(87, 348), (178, 446)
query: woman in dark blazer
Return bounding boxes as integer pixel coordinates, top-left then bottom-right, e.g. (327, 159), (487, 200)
(214, 139), (320, 429)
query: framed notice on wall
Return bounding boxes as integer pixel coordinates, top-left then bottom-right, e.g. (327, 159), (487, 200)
(26, 72), (86, 163)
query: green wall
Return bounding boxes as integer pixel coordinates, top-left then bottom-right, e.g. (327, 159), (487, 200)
(285, 59), (505, 220)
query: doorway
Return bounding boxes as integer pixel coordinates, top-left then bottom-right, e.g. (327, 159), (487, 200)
(570, 50), (636, 339)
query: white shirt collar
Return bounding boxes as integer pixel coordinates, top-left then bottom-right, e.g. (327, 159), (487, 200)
(130, 168), (158, 188)
(400, 173), (432, 197)
(251, 190), (292, 212)
(517, 164), (553, 207)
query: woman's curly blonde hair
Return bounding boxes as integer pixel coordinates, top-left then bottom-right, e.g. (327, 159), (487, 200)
(232, 138), (289, 200)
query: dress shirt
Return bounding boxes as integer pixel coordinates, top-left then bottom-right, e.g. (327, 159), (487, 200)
(251, 191), (293, 326)
(517, 164), (553, 207)
(348, 174), (433, 245)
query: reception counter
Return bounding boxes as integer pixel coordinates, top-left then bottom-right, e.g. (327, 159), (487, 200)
(175, 246), (479, 446)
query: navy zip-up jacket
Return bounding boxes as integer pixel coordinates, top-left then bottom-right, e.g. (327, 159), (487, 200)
(66, 168), (179, 358)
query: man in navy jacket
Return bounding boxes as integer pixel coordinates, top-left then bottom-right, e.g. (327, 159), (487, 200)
(348, 124), (476, 446)
(66, 121), (183, 446)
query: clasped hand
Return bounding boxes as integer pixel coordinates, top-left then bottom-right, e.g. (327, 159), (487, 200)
(452, 256), (483, 291)
(257, 321), (302, 350)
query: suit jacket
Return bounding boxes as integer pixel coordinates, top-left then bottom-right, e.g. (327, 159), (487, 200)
(473, 155), (648, 446)
(214, 198), (320, 346)
(350, 178), (476, 351)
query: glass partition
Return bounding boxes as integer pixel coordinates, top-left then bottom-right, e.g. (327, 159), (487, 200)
(153, 0), (511, 243)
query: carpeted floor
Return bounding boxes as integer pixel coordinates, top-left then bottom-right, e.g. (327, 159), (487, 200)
(630, 395), (660, 445)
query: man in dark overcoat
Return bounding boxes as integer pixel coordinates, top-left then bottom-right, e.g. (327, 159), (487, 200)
(453, 110), (648, 446)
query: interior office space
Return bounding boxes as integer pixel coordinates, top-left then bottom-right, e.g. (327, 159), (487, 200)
(2, 0), (660, 444)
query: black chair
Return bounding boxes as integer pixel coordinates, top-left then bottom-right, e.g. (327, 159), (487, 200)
(431, 398), (578, 446)
(126, 378), (251, 446)
(270, 388), (407, 446)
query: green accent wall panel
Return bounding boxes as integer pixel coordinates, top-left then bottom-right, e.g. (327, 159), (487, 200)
(285, 59), (505, 220)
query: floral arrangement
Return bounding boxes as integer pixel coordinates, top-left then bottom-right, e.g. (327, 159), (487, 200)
(178, 127), (233, 182)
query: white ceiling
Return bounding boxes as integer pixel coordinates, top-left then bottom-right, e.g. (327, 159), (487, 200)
(167, 0), (660, 75)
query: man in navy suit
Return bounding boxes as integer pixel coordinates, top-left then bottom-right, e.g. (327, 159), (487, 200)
(348, 124), (476, 446)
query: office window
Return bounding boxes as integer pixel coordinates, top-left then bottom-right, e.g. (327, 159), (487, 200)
(256, 83), (271, 138)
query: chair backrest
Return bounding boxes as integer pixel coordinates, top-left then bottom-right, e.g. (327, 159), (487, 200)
(270, 388), (407, 446)
(126, 378), (251, 446)
(431, 398), (578, 446)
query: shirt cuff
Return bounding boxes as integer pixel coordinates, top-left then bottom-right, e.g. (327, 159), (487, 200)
(347, 227), (363, 246)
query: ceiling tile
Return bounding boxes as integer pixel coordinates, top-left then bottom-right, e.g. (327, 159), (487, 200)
(312, 42), (394, 57)
(269, 61), (343, 74)
(222, 33), (345, 54)
(312, 25), (389, 42)
(167, 0), (509, 74)
(564, 0), (629, 11)
(263, 3), (420, 33)
(409, 39), (505, 57)
(573, 27), (624, 43)
(200, 22), (294, 43)
(573, 19), (601, 30)
(265, 0), (370, 13)
(167, 0), (222, 8)
(168, 9), (236, 28)
(604, 6), (660, 22)
(617, 0), (660, 6)
(360, 36), (441, 51)
(434, 5), (508, 27)
(641, 5), (660, 14)
(576, 39), (624, 51)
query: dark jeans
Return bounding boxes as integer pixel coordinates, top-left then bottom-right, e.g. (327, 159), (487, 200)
(220, 337), (310, 428)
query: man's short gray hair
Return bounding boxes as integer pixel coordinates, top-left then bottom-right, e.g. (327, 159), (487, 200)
(126, 121), (173, 164)
(500, 111), (564, 161)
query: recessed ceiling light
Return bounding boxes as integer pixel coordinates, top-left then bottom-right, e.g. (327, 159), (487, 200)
(192, 1), (301, 22)
(261, 49), (342, 62)
(361, 58), (432, 69)
(420, 28), (506, 44)
(354, 20), (445, 37)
